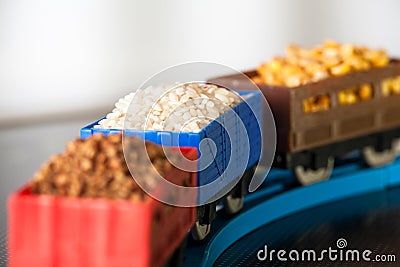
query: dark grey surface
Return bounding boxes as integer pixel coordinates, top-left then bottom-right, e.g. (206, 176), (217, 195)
(215, 188), (400, 267)
(0, 118), (98, 266)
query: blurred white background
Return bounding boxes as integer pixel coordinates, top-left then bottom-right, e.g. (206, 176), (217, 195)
(1, 0), (400, 245)
(1, 0), (400, 123)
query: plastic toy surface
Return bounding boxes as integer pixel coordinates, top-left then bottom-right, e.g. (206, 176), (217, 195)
(195, 157), (400, 266)
(81, 91), (262, 204)
(8, 148), (197, 267)
(210, 59), (400, 184)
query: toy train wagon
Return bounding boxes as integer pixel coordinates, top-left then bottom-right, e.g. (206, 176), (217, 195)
(210, 59), (400, 185)
(8, 143), (198, 267)
(80, 90), (262, 240)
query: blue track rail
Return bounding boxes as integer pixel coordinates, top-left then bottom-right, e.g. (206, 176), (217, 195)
(182, 158), (400, 267)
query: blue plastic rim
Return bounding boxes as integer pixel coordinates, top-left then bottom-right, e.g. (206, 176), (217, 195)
(200, 158), (400, 267)
(80, 91), (262, 202)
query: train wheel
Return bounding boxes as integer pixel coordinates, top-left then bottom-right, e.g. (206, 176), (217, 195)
(223, 194), (244, 215)
(191, 221), (211, 241)
(191, 203), (216, 241)
(294, 157), (334, 185)
(223, 166), (256, 214)
(362, 146), (396, 167)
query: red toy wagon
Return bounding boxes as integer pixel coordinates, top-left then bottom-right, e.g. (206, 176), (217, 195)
(8, 137), (197, 267)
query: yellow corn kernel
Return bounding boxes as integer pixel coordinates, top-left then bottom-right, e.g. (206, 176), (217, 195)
(391, 77), (400, 94)
(257, 62), (267, 71)
(345, 92), (358, 104)
(374, 56), (389, 67)
(346, 56), (370, 71)
(365, 50), (389, 67)
(257, 63), (270, 75)
(338, 91), (347, 104)
(282, 64), (303, 76)
(290, 58), (312, 69)
(297, 46), (316, 59)
(268, 57), (285, 72)
(317, 95), (330, 110)
(261, 72), (282, 86)
(338, 88), (358, 105)
(357, 46), (369, 55)
(251, 76), (263, 84)
(381, 79), (392, 96)
(340, 43), (356, 58)
(325, 59), (342, 69)
(257, 42), (390, 88)
(284, 75), (302, 87)
(303, 94), (331, 113)
(322, 47), (340, 59)
(330, 63), (351, 76)
(303, 61), (318, 74)
(323, 40), (340, 48)
(312, 70), (329, 82)
(310, 104), (320, 113)
(358, 84), (373, 100)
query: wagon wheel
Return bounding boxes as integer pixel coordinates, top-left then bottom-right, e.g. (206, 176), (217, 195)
(362, 146), (396, 167)
(294, 157), (335, 185)
(223, 166), (256, 214)
(191, 221), (211, 241)
(223, 194), (244, 215)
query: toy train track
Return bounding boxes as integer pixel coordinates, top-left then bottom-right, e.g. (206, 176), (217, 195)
(182, 157), (400, 267)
